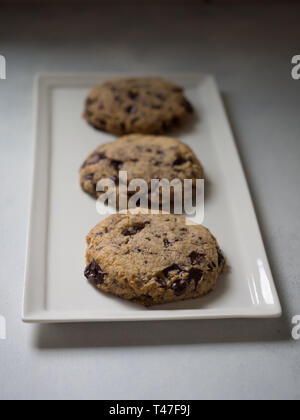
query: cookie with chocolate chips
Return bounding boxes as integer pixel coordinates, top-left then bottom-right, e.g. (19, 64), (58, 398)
(83, 77), (194, 135)
(84, 213), (225, 306)
(80, 134), (203, 207)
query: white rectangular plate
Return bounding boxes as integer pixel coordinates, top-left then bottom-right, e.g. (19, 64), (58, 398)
(23, 73), (282, 322)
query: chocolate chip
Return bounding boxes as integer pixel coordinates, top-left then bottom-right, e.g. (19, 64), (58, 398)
(126, 105), (137, 114)
(171, 279), (188, 296)
(163, 239), (171, 248)
(162, 121), (171, 131)
(171, 116), (180, 125)
(128, 91), (140, 100)
(111, 175), (119, 185)
(172, 87), (182, 93)
(207, 262), (216, 272)
(217, 248), (225, 270)
(173, 156), (187, 166)
(152, 105), (162, 110)
(189, 268), (203, 279)
(85, 173), (96, 187)
(91, 152), (106, 163)
(84, 260), (105, 286)
(182, 99), (194, 114)
(110, 160), (123, 171)
(122, 223), (147, 236)
(163, 264), (181, 278)
(156, 278), (167, 288)
(189, 251), (206, 265)
(156, 93), (166, 101)
(120, 123), (126, 131)
(98, 119), (107, 126)
(150, 158), (159, 166)
(86, 97), (97, 106)
(81, 152), (106, 168)
(96, 228), (108, 236)
(189, 268), (203, 290)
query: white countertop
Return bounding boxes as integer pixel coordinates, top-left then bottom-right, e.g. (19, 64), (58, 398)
(0, 1), (300, 400)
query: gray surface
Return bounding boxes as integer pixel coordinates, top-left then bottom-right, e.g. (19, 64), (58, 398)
(0, 1), (300, 400)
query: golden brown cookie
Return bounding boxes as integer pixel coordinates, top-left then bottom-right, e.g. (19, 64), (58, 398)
(83, 77), (194, 135)
(84, 213), (225, 306)
(80, 134), (203, 207)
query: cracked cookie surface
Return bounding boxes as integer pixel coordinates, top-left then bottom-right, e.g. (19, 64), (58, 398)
(84, 213), (225, 306)
(80, 134), (203, 207)
(83, 77), (194, 135)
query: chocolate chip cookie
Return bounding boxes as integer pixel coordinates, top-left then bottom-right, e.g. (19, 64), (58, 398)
(80, 134), (203, 207)
(83, 77), (194, 135)
(84, 213), (225, 306)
